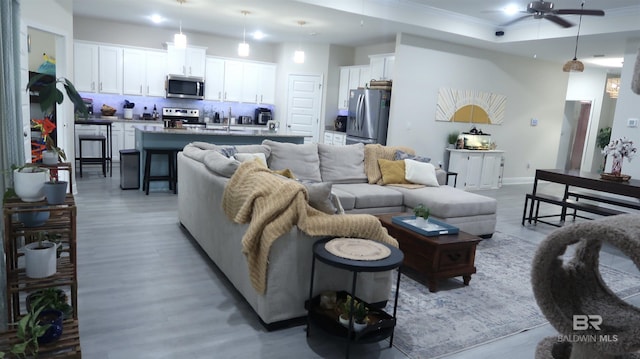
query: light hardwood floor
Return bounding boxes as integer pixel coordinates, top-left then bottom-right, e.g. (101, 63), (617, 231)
(74, 167), (639, 358)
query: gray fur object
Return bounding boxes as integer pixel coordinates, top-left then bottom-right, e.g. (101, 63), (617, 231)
(633, 48), (640, 95)
(531, 214), (640, 359)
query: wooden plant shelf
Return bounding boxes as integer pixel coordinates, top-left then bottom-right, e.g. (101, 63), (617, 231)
(0, 319), (81, 358)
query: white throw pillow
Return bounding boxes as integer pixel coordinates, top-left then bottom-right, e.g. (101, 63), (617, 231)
(404, 159), (440, 187)
(234, 152), (267, 167)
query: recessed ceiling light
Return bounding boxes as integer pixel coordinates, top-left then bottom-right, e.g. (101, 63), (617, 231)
(150, 14), (163, 24)
(503, 4), (520, 15)
(252, 31), (265, 40)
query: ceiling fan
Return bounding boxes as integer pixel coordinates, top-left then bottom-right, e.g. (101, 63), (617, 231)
(501, 1), (605, 28)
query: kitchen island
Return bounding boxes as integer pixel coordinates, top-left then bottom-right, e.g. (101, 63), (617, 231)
(134, 125), (308, 191)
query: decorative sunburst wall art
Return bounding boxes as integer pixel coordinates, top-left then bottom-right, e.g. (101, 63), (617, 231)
(436, 88), (506, 125)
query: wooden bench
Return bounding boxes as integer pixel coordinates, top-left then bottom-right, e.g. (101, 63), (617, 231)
(568, 191), (640, 211)
(522, 193), (626, 227)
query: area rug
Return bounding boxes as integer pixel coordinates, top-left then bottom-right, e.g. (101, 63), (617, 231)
(385, 232), (640, 359)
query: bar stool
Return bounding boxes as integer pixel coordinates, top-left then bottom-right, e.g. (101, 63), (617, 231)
(142, 148), (177, 195)
(77, 135), (106, 178)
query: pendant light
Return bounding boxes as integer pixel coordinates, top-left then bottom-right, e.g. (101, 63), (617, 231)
(562, 1), (586, 72)
(238, 11), (250, 57)
(294, 21), (306, 64)
(174, 0), (187, 49)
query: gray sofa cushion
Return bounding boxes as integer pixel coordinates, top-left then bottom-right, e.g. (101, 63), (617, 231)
(395, 186), (497, 218)
(331, 187), (356, 211)
(299, 181), (338, 214)
(333, 183), (404, 209)
(263, 139), (321, 182)
(318, 143), (367, 184)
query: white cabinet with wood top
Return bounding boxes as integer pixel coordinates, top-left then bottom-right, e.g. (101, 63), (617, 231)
(447, 149), (504, 190)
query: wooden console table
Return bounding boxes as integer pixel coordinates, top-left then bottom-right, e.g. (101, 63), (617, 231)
(377, 213), (480, 292)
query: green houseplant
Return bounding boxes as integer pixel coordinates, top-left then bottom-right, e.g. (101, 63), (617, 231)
(596, 127), (612, 172)
(24, 231), (58, 279)
(447, 131), (460, 148)
(413, 204), (430, 227)
(0, 305), (51, 358)
(26, 288), (72, 319)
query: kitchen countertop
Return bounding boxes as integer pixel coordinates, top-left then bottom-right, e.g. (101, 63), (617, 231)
(133, 125), (305, 138)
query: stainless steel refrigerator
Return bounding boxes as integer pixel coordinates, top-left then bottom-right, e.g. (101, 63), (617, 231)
(346, 89), (391, 145)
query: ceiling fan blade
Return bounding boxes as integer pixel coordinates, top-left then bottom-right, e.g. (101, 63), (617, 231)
(544, 14), (574, 28)
(554, 9), (605, 16)
(500, 14), (533, 27)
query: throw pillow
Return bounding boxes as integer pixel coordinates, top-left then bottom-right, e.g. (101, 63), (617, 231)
(378, 159), (411, 185)
(235, 144), (271, 159)
(404, 159), (440, 187)
(202, 150), (241, 178)
(317, 143), (367, 183)
(262, 140), (322, 182)
(299, 181), (338, 214)
(364, 144), (416, 184)
(234, 152), (268, 167)
(394, 150), (431, 163)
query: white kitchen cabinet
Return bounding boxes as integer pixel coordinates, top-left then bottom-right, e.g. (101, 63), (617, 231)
(447, 149), (504, 190)
(167, 44), (206, 77)
(241, 62), (259, 103)
(98, 45), (123, 94)
(111, 122), (124, 161)
(122, 48), (146, 96)
(338, 65), (369, 110)
(204, 57), (225, 101)
(332, 132), (346, 145)
(74, 42), (99, 92)
(369, 54), (395, 81)
(223, 60), (244, 102)
(122, 49), (166, 97)
(338, 67), (350, 110)
(324, 132), (333, 145)
(257, 64), (276, 105)
(145, 50), (167, 97)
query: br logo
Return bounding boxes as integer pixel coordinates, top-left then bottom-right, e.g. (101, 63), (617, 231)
(573, 315), (602, 330)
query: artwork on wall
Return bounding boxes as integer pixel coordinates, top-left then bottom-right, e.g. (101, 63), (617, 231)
(435, 88), (506, 125)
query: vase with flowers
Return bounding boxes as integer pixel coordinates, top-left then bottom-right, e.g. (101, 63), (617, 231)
(602, 137), (637, 180)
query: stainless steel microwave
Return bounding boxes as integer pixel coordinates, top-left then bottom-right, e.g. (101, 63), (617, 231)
(165, 75), (205, 100)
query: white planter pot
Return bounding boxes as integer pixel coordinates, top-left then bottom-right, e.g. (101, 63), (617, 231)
(415, 217), (428, 227)
(42, 150), (58, 165)
(24, 241), (58, 278)
(14, 168), (49, 202)
(339, 314), (367, 332)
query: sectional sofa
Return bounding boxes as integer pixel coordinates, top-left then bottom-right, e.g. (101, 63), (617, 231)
(177, 140), (497, 327)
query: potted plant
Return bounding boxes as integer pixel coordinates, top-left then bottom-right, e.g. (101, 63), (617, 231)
(0, 305), (54, 358)
(12, 165), (49, 203)
(602, 137), (637, 177)
(26, 288), (72, 320)
(32, 118), (65, 165)
(447, 131), (460, 149)
(42, 168), (67, 205)
(24, 231), (58, 279)
(339, 295), (368, 332)
(413, 204), (430, 227)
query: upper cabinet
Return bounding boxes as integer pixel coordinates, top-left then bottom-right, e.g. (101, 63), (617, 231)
(204, 57), (225, 101)
(123, 48), (166, 97)
(338, 65), (369, 110)
(369, 54), (395, 81)
(221, 60), (276, 104)
(74, 43), (98, 92)
(166, 44), (206, 77)
(73, 42), (122, 94)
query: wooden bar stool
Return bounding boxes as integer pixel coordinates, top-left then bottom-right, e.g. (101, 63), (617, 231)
(77, 135), (106, 178)
(142, 148), (177, 195)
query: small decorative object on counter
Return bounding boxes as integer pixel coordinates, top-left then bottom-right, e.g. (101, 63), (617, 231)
(447, 131), (459, 149)
(123, 100), (135, 119)
(413, 203), (430, 227)
(602, 137), (636, 179)
(152, 104), (159, 120)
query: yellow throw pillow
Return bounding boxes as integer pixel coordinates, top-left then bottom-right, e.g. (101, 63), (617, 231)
(364, 144), (416, 184)
(377, 159), (410, 185)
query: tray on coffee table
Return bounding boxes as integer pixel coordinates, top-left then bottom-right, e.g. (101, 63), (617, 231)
(391, 215), (459, 236)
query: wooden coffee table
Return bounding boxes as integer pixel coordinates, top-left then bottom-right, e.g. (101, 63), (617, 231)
(377, 213), (481, 292)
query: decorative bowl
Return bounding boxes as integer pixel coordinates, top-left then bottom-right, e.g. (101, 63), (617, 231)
(101, 108), (116, 116)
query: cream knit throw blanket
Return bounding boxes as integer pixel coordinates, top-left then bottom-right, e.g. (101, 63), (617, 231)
(222, 160), (398, 294)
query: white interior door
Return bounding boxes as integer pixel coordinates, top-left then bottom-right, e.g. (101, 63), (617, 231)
(286, 74), (322, 143)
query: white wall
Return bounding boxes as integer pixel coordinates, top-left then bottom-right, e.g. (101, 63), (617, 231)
(609, 39), (640, 178)
(28, 28), (56, 71)
(326, 45), (355, 125)
(21, 0), (75, 177)
(73, 16), (277, 62)
(388, 33), (569, 182)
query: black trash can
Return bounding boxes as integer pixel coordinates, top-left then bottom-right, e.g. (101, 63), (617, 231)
(120, 149), (140, 190)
